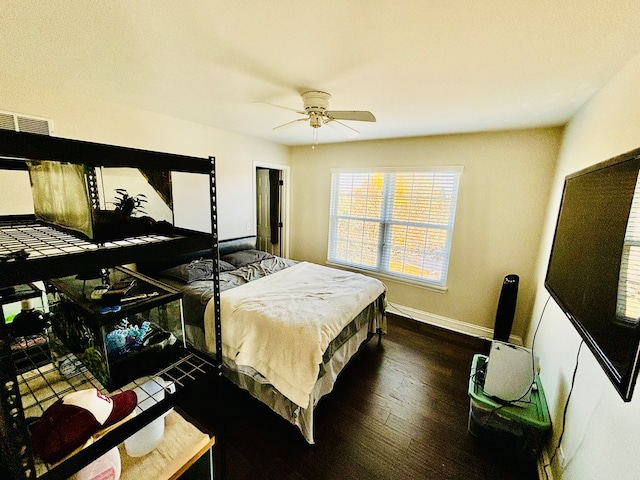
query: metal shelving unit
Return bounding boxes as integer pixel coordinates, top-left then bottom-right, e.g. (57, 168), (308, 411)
(18, 345), (216, 479)
(0, 218), (213, 287)
(0, 130), (223, 480)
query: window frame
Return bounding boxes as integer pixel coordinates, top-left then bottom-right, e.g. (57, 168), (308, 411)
(327, 166), (462, 290)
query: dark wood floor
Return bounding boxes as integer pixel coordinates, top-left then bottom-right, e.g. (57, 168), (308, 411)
(179, 315), (539, 480)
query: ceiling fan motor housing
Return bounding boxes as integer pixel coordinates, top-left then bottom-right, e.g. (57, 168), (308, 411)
(302, 91), (331, 115)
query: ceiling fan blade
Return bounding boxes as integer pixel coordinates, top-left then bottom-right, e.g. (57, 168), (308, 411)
(325, 119), (360, 137)
(326, 110), (376, 122)
(255, 101), (305, 115)
(273, 117), (308, 130)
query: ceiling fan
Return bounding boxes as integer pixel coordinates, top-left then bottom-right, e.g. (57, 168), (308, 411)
(266, 91), (376, 144)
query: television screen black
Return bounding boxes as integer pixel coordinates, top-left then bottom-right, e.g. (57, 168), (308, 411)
(545, 147), (640, 402)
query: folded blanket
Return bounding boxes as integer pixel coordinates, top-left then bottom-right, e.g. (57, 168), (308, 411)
(205, 261), (385, 408)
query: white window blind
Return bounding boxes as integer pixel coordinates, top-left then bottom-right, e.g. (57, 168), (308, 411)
(328, 168), (462, 288)
(617, 173), (640, 324)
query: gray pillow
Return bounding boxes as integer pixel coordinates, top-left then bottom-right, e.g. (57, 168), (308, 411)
(221, 249), (275, 268)
(160, 259), (236, 283)
(219, 260), (237, 272)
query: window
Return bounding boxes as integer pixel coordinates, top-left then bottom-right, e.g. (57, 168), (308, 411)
(327, 167), (462, 289)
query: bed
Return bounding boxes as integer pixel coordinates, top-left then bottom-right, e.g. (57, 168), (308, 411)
(138, 236), (386, 443)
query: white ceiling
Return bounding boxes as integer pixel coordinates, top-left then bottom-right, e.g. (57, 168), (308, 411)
(2, 1), (640, 146)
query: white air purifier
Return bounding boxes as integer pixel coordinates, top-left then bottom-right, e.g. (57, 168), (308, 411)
(483, 340), (534, 405)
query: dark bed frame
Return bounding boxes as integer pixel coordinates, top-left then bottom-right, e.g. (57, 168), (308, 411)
(139, 234), (386, 444)
(137, 235), (257, 274)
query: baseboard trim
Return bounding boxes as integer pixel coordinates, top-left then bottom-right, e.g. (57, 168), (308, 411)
(386, 302), (524, 345)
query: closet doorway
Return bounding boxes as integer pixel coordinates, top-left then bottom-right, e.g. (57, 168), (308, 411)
(254, 162), (289, 257)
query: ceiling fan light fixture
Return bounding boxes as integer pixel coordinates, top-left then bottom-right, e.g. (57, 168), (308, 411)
(309, 113), (323, 128)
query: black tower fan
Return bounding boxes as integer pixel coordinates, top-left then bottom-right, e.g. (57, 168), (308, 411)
(493, 274), (519, 342)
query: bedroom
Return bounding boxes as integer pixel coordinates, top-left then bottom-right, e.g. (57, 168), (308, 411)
(1, 2), (640, 479)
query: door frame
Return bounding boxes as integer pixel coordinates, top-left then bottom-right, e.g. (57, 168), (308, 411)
(252, 161), (290, 258)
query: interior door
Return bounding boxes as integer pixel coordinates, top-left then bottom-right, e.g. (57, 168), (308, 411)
(256, 168), (271, 252)
(256, 164), (288, 257)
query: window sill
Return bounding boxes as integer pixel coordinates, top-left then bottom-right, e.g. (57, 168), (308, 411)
(325, 261), (448, 293)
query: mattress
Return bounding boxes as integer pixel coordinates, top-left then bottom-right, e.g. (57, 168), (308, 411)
(205, 261), (385, 409)
(152, 251), (386, 443)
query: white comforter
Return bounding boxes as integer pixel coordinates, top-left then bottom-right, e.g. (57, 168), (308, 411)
(204, 261), (385, 409)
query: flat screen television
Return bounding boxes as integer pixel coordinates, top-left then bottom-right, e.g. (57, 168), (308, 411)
(545, 147), (640, 402)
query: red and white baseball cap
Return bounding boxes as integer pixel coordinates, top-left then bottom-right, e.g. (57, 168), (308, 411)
(31, 388), (137, 464)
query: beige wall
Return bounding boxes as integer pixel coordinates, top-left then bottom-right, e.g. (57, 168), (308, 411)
(0, 72), (290, 239)
(527, 53), (640, 480)
(290, 128), (561, 340)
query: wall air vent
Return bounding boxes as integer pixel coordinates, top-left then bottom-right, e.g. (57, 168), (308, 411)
(0, 111), (53, 170)
(0, 110), (53, 135)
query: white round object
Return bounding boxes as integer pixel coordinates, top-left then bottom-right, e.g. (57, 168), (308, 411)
(124, 377), (175, 457)
(124, 417), (165, 457)
(73, 446), (121, 480)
